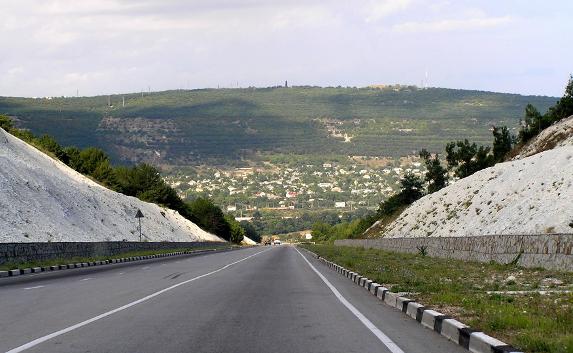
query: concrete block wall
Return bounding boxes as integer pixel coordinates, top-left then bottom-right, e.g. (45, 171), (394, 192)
(0, 241), (223, 265)
(334, 234), (573, 271)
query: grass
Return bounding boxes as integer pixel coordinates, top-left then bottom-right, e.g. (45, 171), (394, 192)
(0, 244), (231, 271)
(302, 244), (573, 353)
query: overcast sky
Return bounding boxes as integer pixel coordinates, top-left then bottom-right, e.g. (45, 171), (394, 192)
(1, 0), (571, 97)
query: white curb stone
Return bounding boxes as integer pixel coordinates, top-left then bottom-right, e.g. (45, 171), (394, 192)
(421, 310), (444, 330)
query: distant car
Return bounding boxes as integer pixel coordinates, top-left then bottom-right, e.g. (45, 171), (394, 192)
(273, 240), (282, 245)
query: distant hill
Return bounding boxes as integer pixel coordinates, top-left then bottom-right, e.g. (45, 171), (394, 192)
(0, 86), (557, 165)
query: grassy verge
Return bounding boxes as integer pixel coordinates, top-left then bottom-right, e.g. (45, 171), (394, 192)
(301, 244), (573, 353)
(0, 244), (232, 271)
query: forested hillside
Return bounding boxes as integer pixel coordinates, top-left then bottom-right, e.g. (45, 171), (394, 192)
(0, 86), (556, 165)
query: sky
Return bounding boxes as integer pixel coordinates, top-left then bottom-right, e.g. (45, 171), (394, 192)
(0, 0), (571, 97)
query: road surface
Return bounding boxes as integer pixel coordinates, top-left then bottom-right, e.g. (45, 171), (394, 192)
(0, 246), (467, 353)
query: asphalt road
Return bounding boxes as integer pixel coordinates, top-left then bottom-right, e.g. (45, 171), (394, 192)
(0, 245), (468, 353)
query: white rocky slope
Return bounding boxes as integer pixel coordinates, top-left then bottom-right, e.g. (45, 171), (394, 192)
(382, 133), (573, 238)
(0, 128), (223, 243)
(513, 115), (573, 159)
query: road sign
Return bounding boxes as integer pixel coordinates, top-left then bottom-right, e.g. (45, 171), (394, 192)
(135, 209), (144, 241)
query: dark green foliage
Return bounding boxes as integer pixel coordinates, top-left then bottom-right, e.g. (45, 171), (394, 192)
(240, 221), (261, 243)
(492, 126), (513, 162)
(445, 139), (494, 178)
(377, 173), (424, 217)
(398, 173), (424, 204)
(63, 146), (82, 170)
(519, 104), (544, 142)
(546, 75), (573, 123)
(419, 149), (448, 193)
(225, 216), (245, 244)
(187, 198), (232, 241)
(37, 135), (68, 163)
(91, 160), (120, 190)
(115, 164), (161, 196)
(519, 75), (573, 143)
(0, 115), (14, 130)
(77, 148), (109, 175)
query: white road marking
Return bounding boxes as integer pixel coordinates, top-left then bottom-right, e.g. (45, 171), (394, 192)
(23, 286), (44, 290)
(6, 248), (271, 353)
(80, 278), (93, 281)
(118, 272), (124, 275)
(142, 267), (150, 270)
(295, 247), (405, 353)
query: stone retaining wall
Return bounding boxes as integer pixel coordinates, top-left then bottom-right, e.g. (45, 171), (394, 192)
(334, 234), (573, 271)
(0, 241), (224, 265)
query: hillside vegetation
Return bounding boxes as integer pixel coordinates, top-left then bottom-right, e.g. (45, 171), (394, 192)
(0, 86), (556, 164)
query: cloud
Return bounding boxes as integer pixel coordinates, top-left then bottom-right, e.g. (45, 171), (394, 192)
(365, 0), (413, 22)
(393, 15), (512, 32)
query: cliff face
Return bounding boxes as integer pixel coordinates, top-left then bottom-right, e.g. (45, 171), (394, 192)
(0, 128), (223, 243)
(379, 119), (573, 238)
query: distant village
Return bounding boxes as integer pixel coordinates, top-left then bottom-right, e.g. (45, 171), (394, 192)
(165, 156), (426, 221)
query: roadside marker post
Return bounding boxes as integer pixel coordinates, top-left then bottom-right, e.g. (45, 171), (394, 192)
(135, 209), (144, 242)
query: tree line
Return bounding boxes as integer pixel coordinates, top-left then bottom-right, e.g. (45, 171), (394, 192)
(0, 116), (255, 244)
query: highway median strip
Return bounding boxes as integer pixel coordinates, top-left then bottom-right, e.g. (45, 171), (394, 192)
(300, 246), (524, 353)
(0, 245), (245, 279)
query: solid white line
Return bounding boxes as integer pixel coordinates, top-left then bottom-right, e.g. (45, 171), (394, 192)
(294, 247), (405, 353)
(23, 286), (44, 290)
(6, 248), (271, 353)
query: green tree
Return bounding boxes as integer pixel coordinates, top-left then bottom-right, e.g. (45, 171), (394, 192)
(187, 198), (232, 241)
(63, 146), (82, 171)
(446, 139), (494, 178)
(399, 173), (424, 204)
(492, 126), (513, 162)
(519, 104), (543, 142)
(225, 215), (245, 244)
(547, 74), (573, 122)
(37, 135), (68, 163)
(240, 221), (261, 243)
(419, 149), (447, 193)
(92, 160), (120, 190)
(311, 222), (332, 241)
(0, 115), (14, 131)
(78, 148), (109, 175)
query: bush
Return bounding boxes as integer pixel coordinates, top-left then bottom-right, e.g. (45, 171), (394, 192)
(37, 135), (68, 163)
(445, 139), (494, 178)
(240, 221), (261, 243)
(0, 115), (14, 131)
(519, 75), (573, 143)
(188, 198), (232, 241)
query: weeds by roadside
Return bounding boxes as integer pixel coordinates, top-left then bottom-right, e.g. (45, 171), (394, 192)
(302, 244), (573, 353)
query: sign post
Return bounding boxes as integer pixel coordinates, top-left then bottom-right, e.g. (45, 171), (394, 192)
(135, 209), (144, 242)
